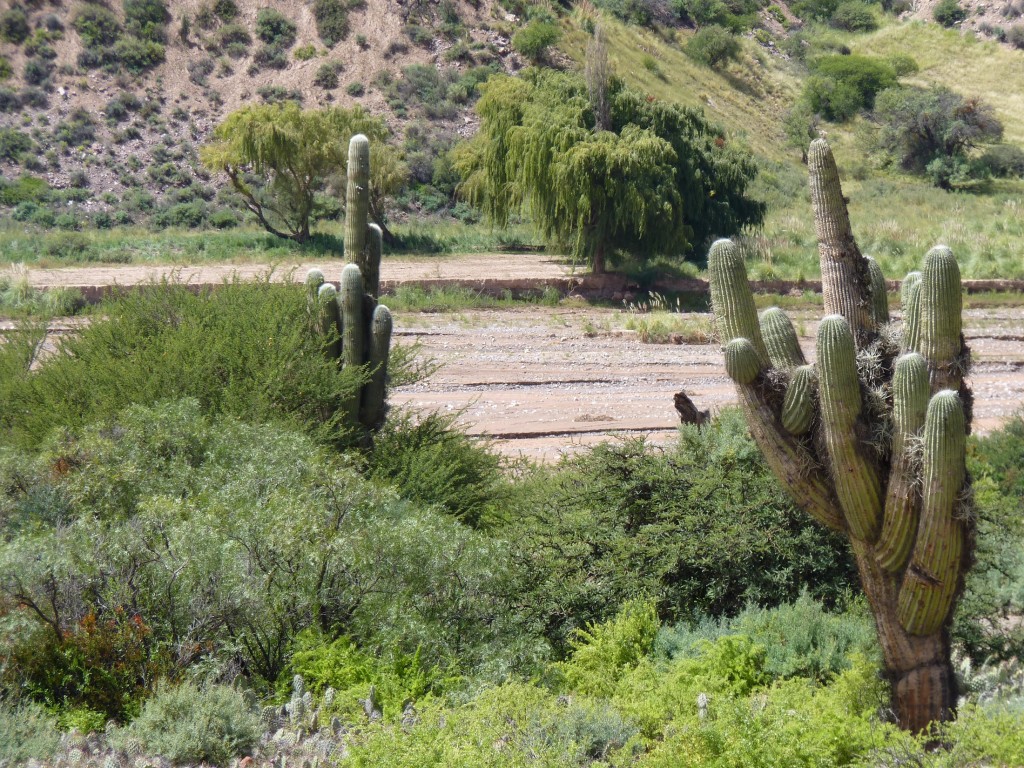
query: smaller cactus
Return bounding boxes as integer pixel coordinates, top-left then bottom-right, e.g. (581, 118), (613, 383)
(781, 365), (816, 436)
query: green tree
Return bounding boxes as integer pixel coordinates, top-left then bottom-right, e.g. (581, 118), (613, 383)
(873, 86), (1003, 189)
(685, 25), (741, 68)
(201, 103), (405, 243)
(455, 70), (763, 273)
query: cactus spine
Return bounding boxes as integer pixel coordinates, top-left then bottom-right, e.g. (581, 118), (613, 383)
(706, 138), (972, 734)
(308, 134), (393, 439)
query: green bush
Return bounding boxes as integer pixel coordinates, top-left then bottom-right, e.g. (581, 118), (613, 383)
(0, 126), (34, 160)
(113, 682), (261, 765)
(314, 0), (349, 47)
(73, 4), (122, 48)
(500, 410), (856, 654)
(887, 53), (919, 76)
(53, 108), (96, 145)
(512, 20), (561, 62)
(685, 24), (741, 67)
(124, 0), (169, 42)
(0, 174), (48, 206)
(294, 42), (318, 60)
(934, 0), (967, 25)
(0, 6), (29, 44)
(657, 591), (878, 682)
(0, 700), (60, 763)
(113, 37), (166, 74)
(256, 8), (297, 48)
(105, 92), (142, 123)
(216, 22), (251, 48)
(368, 411), (507, 528)
(830, 0), (877, 30)
(23, 58), (54, 87)
(314, 60), (343, 88)
(346, 80), (365, 96)
(977, 143), (1024, 178)
(0, 56), (10, 80)
(804, 54), (896, 120)
(214, 0), (238, 22)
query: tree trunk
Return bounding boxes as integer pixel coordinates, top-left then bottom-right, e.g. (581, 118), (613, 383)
(851, 539), (958, 733)
(592, 241), (606, 275)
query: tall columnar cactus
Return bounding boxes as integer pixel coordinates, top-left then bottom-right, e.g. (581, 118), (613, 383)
(308, 134), (393, 440)
(708, 138), (972, 733)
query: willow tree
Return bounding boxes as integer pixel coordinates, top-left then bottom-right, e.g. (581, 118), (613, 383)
(455, 68), (763, 273)
(202, 103), (405, 244)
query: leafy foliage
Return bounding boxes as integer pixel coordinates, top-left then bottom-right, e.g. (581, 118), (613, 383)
(499, 410), (856, 653)
(0, 282), (365, 448)
(0, 700), (60, 763)
(456, 69), (763, 271)
(315, 0), (350, 47)
(112, 682), (261, 765)
(202, 104), (404, 242)
(804, 54), (897, 121)
(511, 20), (561, 63)
(685, 25), (742, 67)
(933, 0), (967, 26)
(873, 85), (1004, 188)
(0, 6), (29, 44)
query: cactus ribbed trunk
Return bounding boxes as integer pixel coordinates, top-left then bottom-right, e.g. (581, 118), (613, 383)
(707, 138), (971, 735)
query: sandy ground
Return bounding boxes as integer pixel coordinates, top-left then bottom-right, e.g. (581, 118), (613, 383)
(390, 306), (1024, 461)
(10, 254), (1024, 462)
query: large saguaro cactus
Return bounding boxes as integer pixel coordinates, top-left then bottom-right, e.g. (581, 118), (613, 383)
(708, 139), (972, 733)
(307, 134), (393, 440)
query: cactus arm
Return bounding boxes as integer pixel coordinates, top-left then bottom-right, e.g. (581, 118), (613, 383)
(340, 264), (365, 424)
(816, 315), (883, 542)
(366, 223), (383, 301)
(724, 338), (761, 384)
(306, 268), (325, 304)
(759, 307), (806, 370)
(918, 247), (964, 392)
(345, 134), (371, 274)
(708, 239), (769, 366)
(877, 353), (930, 573)
(316, 283), (342, 362)
(901, 272), (923, 354)
(808, 139), (876, 344)
(781, 365), (816, 436)
(866, 256), (890, 325)
(359, 305), (393, 429)
(897, 390), (966, 636)
(710, 238), (844, 532)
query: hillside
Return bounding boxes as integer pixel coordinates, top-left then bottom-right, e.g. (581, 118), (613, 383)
(0, 0), (1021, 269)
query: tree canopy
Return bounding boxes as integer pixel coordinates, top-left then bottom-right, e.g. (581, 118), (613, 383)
(201, 103), (405, 243)
(454, 69), (764, 272)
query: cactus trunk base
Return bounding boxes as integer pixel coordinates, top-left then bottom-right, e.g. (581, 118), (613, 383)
(851, 539), (957, 733)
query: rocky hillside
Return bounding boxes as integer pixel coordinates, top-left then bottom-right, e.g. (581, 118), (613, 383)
(0, 0), (524, 227)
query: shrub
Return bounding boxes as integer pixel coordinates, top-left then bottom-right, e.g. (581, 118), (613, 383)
(0, 6), (29, 44)
(1008, 23), (1024, 48)
(73, 5), (122, 48)
(0, 56), (10, 81)
(208, 208), (238, 228)
(804, 54), (896, 120)
(0, 700), (60, 763)
(977, 143), (1024, 178)
(256, 8), (297, 48)
(294, 43), (318, 60)
(113, 682), (261, 765)
(934, 0), (967, 25)
(252, 44), (289, 70)
(346, 80), (364, 96)
(314, 60), (343, 88)
(112, 37), (166, 74)
(830, 0), (877, 30)
(105, 92), (142, 123)
(124, 0), (170, 42)
(0, 87), (19, 112)
(188, 56), (215, 85)
(0, 174), (48, 205)
(53, 108), (96, 146)
(23, 58), (54, 87)
(368, 411), (507, 528)
(512, 19), (561, 62)
(593, 0), (676, 27)
(314, 0), (349, 47)
(217, 22), (251, 48)
(887, 53), (919, 75)
(685, 24), (741, 67)
(214, 0), (238, 22)
(0, 127), (34, 160)
(501, 410), (856, 653)
(152, 200), (207, 228)
(873, 85), (1003, 186)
